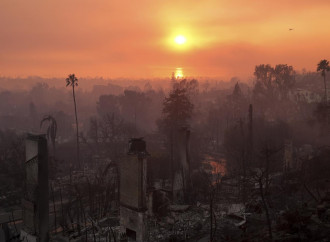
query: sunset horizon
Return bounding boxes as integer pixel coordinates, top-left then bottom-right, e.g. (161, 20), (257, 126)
(1, 0), (330, 81)
(1, 1), (330, 241)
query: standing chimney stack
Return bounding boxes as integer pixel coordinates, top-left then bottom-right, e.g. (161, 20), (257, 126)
(21, 134), (49, 242)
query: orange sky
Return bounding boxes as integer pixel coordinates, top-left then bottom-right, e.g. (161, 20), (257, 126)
(1, 0), (330, 80)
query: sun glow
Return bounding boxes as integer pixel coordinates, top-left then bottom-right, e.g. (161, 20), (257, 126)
(166, 27), (207, 51)
(163, 22), (218, 53)
(175, 35), (186, 45)
(175, 68), (184, 78)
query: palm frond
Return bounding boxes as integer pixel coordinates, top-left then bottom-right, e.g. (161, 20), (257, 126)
(65, 74), (79, 87)
(40, 115), (57, 145)
(40, 116), (51, 128)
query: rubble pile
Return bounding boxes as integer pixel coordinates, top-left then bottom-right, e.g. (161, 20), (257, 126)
(51, 216), (120, 242)
(148, 203), (249, 241)
(273, 193), (330, 241)
(148, 205), (207, 241)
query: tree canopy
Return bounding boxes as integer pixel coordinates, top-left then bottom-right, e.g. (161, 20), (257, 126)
(317, 59), (330, 77)
(253, 64), (295, 100)
(161, 79), (194, 130)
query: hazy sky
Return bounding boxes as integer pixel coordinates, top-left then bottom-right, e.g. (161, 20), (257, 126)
(1, 0), (330, 80)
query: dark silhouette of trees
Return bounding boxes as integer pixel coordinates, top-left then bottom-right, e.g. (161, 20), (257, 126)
(162, 88), (193, 127)
(158, 79), (194, 191)
(254, 64), (295, 101)
(254, 64), (275, 100)
(66, 74), (80, 168)
(317, 59), (330, 102)
(253, 64), (296, 121)
(273, 64), (295, 99)
(161, 80), (194, 129)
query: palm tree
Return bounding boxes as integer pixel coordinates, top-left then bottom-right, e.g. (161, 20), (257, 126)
(317, 59), (330, 103)
(66, 74), (80, 168)
(40, 115), (57, 156)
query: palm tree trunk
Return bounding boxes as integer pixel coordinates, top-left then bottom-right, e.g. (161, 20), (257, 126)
(53, 142), (56, 159)
(72, 85), (80, 169)
(324, 74), (327, 103)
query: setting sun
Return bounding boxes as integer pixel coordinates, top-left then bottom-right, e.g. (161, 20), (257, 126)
(174, 35), (186, 45)
(167, 29), (207, 52)
(175, 68), (184, 78)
